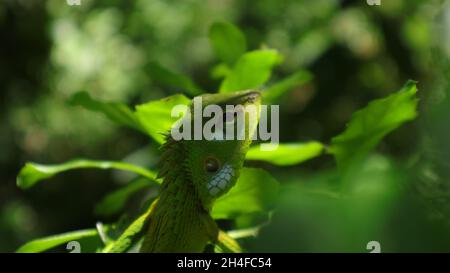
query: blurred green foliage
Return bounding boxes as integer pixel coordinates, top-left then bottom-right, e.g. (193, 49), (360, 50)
(1, 0), (450, 252)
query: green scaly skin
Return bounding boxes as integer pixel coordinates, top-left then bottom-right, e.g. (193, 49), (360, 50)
(139, 90), (261, 253)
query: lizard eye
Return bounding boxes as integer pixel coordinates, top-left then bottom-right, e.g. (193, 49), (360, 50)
(204, 157), (220, 173)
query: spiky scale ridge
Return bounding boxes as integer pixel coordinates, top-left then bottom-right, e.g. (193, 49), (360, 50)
(140, 134), (217, 252)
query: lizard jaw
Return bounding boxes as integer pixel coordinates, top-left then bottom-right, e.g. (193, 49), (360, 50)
(207, 164), (235, 197)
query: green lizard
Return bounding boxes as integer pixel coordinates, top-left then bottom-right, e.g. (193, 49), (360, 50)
(107, 90), (261, 253)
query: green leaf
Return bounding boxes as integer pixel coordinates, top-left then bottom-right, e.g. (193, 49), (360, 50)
(135, 94), (190, 144)
(16, 229), (98, 253)
(330, 80), (419, 170)
(209, 22), (247, 65)
(219, 50), (283, 93)
(210, 63), (232, 80)
(263, 70), (313, 103)
(251, 155), (407, 252)
(215, 230), (243, 253)
(17, 159), (158, 189)
(68, 91), (144, 133)
(246, 142), (324, 166)
(95, 178), (155, 217)
(227, 226), (260, 239)
(147, 62), (203, 96)
(212, 168), (279, 219)
(102, 206), (153, 253)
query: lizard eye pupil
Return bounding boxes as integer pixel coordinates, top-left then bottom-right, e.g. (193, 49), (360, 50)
(205, 157), (220, 173)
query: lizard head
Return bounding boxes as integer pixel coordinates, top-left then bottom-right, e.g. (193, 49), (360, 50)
(182, 90), (261, 209)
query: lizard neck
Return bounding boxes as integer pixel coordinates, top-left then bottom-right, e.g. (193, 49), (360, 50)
(157, 136), (206, 210)
(140, 137), (214, 252)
